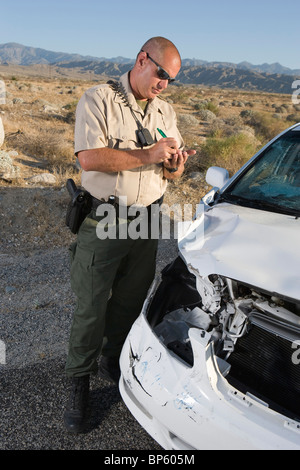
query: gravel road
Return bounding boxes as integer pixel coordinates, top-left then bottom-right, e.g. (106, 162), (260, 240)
(0, 216), (178, 450)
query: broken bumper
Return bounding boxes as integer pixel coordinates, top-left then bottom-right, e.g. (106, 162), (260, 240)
(119, 302), (300, 450)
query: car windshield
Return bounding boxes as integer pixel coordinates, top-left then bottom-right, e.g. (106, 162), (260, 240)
(218, 129), (300, 216)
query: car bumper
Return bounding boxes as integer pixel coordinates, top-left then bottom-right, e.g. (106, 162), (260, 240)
(119, 303), (300, 450)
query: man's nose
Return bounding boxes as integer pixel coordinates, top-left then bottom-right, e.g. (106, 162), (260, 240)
(158, 79), (169, 90)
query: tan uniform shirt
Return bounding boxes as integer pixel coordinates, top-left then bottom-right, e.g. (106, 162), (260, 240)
(74, 72), (184, 206)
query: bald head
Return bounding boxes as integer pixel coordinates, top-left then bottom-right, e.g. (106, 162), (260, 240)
(139, 37), (181, 66)
(130, 37), (181, 100)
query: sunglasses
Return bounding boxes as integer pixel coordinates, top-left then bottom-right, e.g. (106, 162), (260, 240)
(141, 50), (176, 83)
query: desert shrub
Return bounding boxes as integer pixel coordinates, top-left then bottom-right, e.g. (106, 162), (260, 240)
(199, 132), (260, 176)
(193, 100), (219, 116)
(62, 100), (78, 124)
(286, 113), (300, 124)
(208, 121), (255, 143)
(273, 106), (286, 114)
(171, 91), (190, 104)
(197, 109), (216, 122)
(240, 109), (254, 119)
(208, 115), (249, 139)
(5, 127), (74, 171)
(208, 119), (234, 138)
(241, 111), (289, 143)
(178, 113), (199, 128)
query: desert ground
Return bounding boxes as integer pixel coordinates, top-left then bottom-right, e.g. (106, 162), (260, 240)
(0, 68), (299, 449)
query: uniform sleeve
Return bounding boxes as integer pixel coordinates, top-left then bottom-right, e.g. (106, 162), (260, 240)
(74, 88), (108, 154)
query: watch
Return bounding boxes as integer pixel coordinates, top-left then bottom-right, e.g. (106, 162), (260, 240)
(165, 167), (178, 173)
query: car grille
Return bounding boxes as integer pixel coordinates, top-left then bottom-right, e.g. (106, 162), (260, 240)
(226, 323), (300, 422)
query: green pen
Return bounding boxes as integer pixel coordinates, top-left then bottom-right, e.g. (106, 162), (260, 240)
(157, 127), (177, 165)
(157, 128), (167, 138)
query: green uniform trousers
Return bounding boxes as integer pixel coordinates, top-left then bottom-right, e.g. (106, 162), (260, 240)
(65, 209), (158, 377)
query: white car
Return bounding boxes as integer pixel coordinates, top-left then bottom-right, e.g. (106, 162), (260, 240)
(119, 123), (300, 450)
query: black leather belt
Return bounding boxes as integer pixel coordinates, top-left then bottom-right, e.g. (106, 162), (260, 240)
(92, 195), (163, 211)
(92, 196), (114, 210)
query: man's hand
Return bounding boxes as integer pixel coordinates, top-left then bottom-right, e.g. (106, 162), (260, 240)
(163, 148), (196, 179)
(147, 137), (180, 164)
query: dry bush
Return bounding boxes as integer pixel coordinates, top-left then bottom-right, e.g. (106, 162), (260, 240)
(62, 100), (78, 124)
(198, 132), (260, 176)
(241, 111), (290, 143)
(5, 126), (75, 172)
(193, 100), (219, 116)
(208, 116), (247, 138)
(171, 89), (192, 104)
(286, 113), (300, 124)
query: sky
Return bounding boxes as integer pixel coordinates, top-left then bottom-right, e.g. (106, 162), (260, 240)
(0, 0), (299, 70)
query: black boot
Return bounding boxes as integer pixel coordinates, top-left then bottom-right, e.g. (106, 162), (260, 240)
(64, 375), (90, 433)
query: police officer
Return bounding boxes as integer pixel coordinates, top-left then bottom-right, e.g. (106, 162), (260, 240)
(64, 36), (196, 433)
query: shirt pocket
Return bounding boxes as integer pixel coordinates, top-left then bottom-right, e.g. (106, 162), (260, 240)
(108, 128), (138, 150)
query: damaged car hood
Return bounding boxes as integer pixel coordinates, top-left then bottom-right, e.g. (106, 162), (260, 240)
(178, 203), (300, 301)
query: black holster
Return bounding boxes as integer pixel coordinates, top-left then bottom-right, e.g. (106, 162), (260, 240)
(65, 179), (92, 234)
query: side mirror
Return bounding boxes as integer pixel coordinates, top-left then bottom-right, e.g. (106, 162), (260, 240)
(206, 166), (229, 189)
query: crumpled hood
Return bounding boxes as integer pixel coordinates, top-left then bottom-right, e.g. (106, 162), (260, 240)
(178, 203), (300, 301)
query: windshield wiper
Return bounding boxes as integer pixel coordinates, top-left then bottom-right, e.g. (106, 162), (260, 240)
(215, 193), (252, 205)
(215, 192), (300, 217)
(248, 199), (300, 217)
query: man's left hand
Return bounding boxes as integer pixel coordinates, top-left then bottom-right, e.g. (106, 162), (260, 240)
(163, 149), (196, 179)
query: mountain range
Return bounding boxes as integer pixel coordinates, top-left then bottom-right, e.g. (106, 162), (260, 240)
(0, 42), (299, 94)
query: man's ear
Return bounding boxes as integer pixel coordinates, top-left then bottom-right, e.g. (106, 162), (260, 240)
(138, 51), (147, 68)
